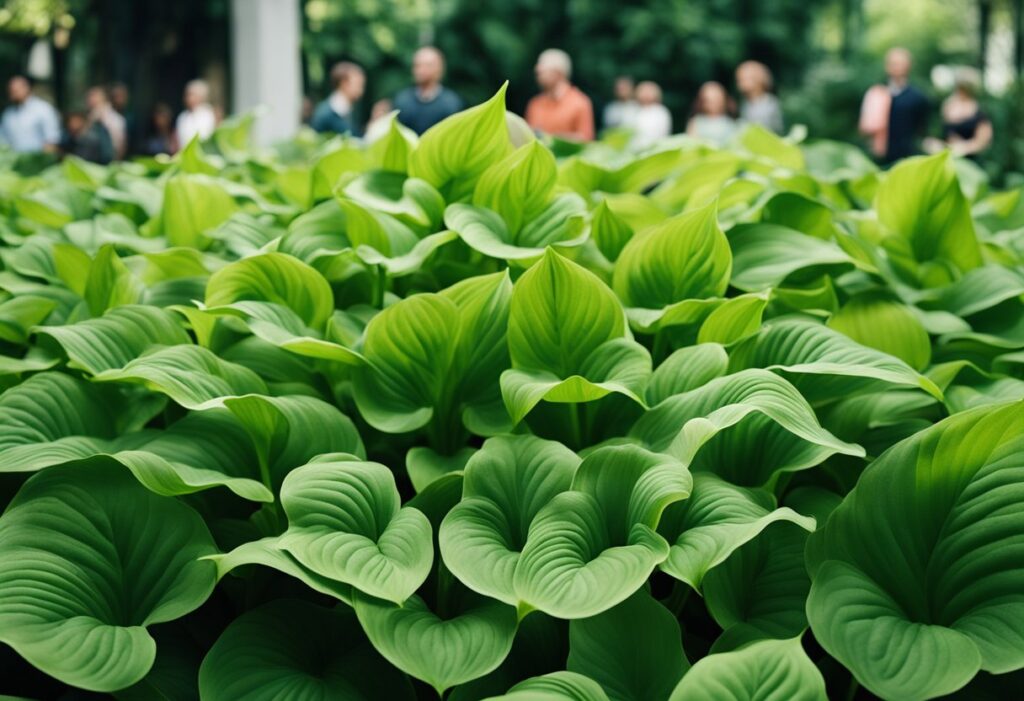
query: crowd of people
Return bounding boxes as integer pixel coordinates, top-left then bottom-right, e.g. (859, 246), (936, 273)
(0, 45), (994, 167)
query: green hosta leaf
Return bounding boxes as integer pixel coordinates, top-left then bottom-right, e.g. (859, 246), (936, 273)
(875, 152), (982, 273)
(341, 170), (445, 235)
(567, 591), (689, 701)
(591, 198), (635, 262)
(278, 457), (433, 603)
(704, 522), (811, 647)
(354, 591), (519, 695)
(759, 192), (835, 239)
(646, 344), (729, 405)
(730, 318), (942, 402)
(36, 304), (190, 374)
(93, 344), (268, 409)
(159, 173), (239, 249)
(205, 252), (335, 331)
(631, 369), (863, 487)
(928, 360), (1024, 414)
(199, 599), (414, 701)
(0, 294), (56, 344)
(0, 372), (119, 472)
(614, 203), (731, 328)
(353, 271), (512, 440)
(445, 195), (588, 262)
(0, 464), (217, 692)
(658, 473), (815, 590)
(407, 445), (476, 493)
(503, 249), (649, 423)
(367, 114), (418, 173)
(667, 637), (827, 701)
(473, 140), (557, 234)
(440, 435), (580, 605)
(805, 400), (1024, 700)
(408, 82), (513, 202)
(83, 244), (145, 316)
(925, 264), (1024, 318)
(727, 223), (854, 292)
(514, 445), (691, 618)
(208, 536), (354, 601)
(827, 293), (931, 371)
(484, 672), (610, 701)
(217, 394), (365, 490)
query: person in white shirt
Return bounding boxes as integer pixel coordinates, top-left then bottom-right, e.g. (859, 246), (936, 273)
(630, 81), (672, 149)
(603, 76), (638, 130)
(0, 75), (60, 153)
(175, 79), (217, 150)
(86, 85), (127, 159)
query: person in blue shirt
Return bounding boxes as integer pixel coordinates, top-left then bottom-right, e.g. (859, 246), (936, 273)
(0, 75), (61, 153)
(311, 62), (365, 137)
(393, 47), (463, 135)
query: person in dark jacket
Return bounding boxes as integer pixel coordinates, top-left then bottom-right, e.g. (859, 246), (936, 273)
(393, 47), (463, 135)
(61, 111), (114, 164)
(859, 48), (930, 164)
(311, 62), (365, 137)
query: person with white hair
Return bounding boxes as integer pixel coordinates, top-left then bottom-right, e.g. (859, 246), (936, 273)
(175, 79), (217, 149)
(525, 48), (594, 141)
(629, 81), (671, 149)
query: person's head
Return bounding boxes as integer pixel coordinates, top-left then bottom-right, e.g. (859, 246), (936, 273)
(183, 79), (210, 110)
(695, 81), (729, 116)
(412, 46), (445, 88)
(535, 49), (572, 91)
(635, 81), (662, 106)
(8, 75), (31, 104)
(151, 103), (173, 133)
(86, 85), (109, 111)
(614, 76), (634, 102)
(109, 82), (129, 111)
(330, 62), (365, 102)
(885, 48), (912, 83)
(736, 60), (773, 97)
(953, 66), (981, 99)
(65, 111), (87, 136)
(371, 98), (393, 121)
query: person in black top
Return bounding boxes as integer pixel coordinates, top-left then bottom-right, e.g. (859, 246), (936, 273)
(60, 111), (114, 164)
(881, 48), (930, 164)
(393, 47), (464, 135)
(925, 68), (993, 160)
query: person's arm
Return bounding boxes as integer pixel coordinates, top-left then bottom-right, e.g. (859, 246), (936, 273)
(575, 99), (595, 141)
(951, 118), (993, 157)
(41, 104), (61, 153)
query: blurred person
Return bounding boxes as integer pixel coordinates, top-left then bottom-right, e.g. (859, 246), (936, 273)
(525, 49), (595, 141)
(687, 81), (738, 145)
(736, 60), (783, 134)
(109, 81), (136, 154)
(364, 98), (395, 143)
(142, 103), (175, 156)
(630, 80), (671, 149)
(176, 79), (217, 147)
(394, 46), (463, 135)
(86, 85), (127, 159)
(859, 48), (929, 164)
(924, 68), (992, 160)
(311, 62), (365, 136)
(0, 75), (60, 153)
(300, 95), (314, 126)
(60, 110), (114, 164)
(603, 75), (637, 130)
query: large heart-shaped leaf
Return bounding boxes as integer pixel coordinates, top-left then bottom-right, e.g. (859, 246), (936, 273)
(199, 599), (415, 700)
(667, 637), (827, 701)
(805, 400), (1024, 700)
(567, 590), (689, 701)
(440, 435), (580, 605)
(513, 445), (691, 618)
(277, 456), (433, 603)
(631, 369), (863, 487)
(0, 464), (217, 692)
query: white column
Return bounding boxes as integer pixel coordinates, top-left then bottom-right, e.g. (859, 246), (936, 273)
(230, 0), (302, 145)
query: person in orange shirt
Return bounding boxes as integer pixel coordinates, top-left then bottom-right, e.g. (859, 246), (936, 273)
(525, 49), (595, 142)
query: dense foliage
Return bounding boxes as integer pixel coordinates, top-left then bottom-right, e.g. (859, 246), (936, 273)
(1, 86), (1023, 700)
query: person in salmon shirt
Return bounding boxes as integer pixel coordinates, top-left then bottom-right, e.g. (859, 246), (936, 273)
(525, 49), (595, 142)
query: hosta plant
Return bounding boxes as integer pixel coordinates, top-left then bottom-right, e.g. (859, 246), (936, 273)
(0, 86), (1022, 701)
